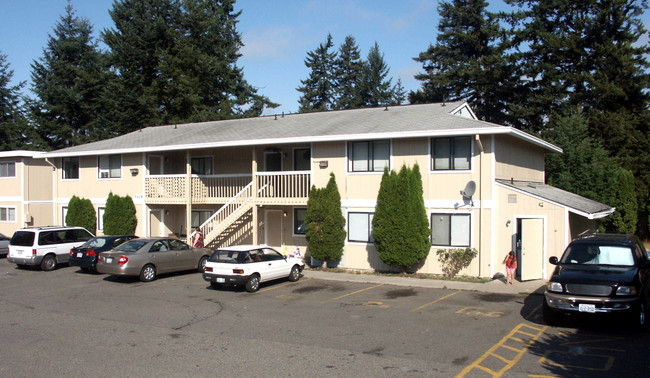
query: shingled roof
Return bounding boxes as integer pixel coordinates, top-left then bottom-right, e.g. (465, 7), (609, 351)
(496, 180), (615, 219)
(42, 102), (561, 157)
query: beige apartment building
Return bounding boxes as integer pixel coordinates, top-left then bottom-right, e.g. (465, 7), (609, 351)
(0, 151), (54, 237)
(24, 102), (613, 279)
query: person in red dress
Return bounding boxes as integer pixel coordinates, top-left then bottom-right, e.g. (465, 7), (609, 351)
(502, 251), (517, 285)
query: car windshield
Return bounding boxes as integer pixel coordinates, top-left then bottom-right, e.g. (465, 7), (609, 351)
(82, 237), (109, 248)
(114, 240), (148, 253)
(560, 244), (635, 266)
(10, 231), (35, 247)
(209, 249), (248, 263)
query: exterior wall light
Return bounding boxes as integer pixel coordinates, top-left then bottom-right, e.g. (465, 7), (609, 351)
(130, 168), (139, 176)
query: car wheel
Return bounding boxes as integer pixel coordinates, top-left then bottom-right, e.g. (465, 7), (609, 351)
(245, 274), (260, 292)
(40, 255), (57, 271)
(542, 299), (562, 326)
(288, 265), (301, 282)
(139, 264), (156, 282)
(629, 300), (647, 331)
(198, 256), (208, 273)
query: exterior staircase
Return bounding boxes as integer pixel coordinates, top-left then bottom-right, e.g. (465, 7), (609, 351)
(201, 181), (254, 248)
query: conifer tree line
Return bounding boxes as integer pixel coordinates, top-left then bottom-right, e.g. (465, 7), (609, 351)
(0, 0), (276, 151)
(297, 34), (405, 112)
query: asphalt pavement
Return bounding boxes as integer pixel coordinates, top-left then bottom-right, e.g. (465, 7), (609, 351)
(302, 267), (547, 295)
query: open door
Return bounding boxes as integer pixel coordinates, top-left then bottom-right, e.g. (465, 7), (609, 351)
(520, 218), (544, 280)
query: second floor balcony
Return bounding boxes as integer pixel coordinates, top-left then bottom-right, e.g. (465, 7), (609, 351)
(144, 171), (311, 206)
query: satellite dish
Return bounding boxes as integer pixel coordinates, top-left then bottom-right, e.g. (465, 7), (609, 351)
(460, 181), (476, 198)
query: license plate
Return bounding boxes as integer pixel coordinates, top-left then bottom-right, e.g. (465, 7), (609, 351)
(16, 249), (23, 255)
(579, 304), (596, 313)
(106, 257), (113, 263)
(77, 253), (83, 258)
(216, 278), (225, 283)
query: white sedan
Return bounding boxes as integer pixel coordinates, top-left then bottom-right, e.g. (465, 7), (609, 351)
(202, 245), (305, 292)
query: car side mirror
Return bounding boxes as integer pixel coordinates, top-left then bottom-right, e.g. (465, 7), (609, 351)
(549, 256), (558, 265)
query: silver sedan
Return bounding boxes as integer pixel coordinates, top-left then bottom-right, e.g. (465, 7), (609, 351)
(97, 238), (212, 282)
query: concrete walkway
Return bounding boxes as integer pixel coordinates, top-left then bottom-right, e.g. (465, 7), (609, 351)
(302, 268), (547, 295)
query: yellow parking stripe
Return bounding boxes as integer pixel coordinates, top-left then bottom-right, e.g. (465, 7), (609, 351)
(321, 284), (384, 303)
(456, 323), (548, 377)
(409, 290), (460, 312)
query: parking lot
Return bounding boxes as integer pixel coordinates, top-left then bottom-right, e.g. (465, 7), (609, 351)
(0, 258), (647, 377)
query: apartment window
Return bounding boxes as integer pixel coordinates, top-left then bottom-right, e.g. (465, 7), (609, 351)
(0, 162), (16, 177)
(348, 212), (374, 243)
(294, 148), (311, 171)
(97, 207), (105, 231)
(0, 207), (16, 222)
(431, 213), (470, 247)
(191, 157), (213, 175)
(191, 210), (213, 229)
(348, 140), (389, 172)
(62, 157), (79, 179)
(62, 206), (68, 226)
(432, 137), (471, 170)
(98, 154), (121, 179)
(294, 208), (306, 235)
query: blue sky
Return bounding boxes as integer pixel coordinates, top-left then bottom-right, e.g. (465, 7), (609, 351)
(2, 1), (649, 116)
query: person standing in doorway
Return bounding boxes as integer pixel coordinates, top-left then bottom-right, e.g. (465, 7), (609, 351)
(503, 251), (517, 285)
(192, 226), (204, 248)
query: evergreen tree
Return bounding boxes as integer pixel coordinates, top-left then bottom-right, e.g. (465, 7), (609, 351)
(103, 0), (275, 129)
(297, 34), (337, 112)
(391, 78), (407, 106)
(0, 53), (33, 151)
(103, 192), (137, 235)
(66, 195), (97, 234)
(411, 0), (514, 124)
(543, 111), (618, 204)
(333, 35), (364, 110)
(305, 173), (346, 264)
(30, 4), (113, 150)
(605, 168), (638, 234)
(373, 165), (430, 271)
(358, 42), (393, 107)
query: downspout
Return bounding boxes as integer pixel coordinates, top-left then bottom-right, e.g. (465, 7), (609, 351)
(475, 135), (484, 277)
(45, 158), (57, 225)
(252, 148), (258, 244)
(186, 151), (192, 244)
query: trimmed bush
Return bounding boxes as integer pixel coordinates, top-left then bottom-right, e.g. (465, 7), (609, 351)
(305, 173), (346, 264)
(65, 195), (96, 234)
(103, 192), (137, 235)
(373, 164), (431, 271)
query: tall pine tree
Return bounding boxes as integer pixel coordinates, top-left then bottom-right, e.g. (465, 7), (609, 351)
(411, 0), (514, 124)
(333, 35), (364, 110)
(297, 34), (337, 112)
(30, 4), (112, 150)
(358, 42), (393, 107)
(0, 53), (33, 151)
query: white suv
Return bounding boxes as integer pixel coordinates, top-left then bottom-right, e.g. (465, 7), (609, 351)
(7, 226), (95, 271)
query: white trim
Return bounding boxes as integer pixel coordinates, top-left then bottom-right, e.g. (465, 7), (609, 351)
(490, 135), (497, 277)
(0, 206), (17, 223)
(429, 210), (474, 249)
(514, 215), (548, 279)
(0, 196), (22, 201)
(428, 135), (475, 174)
(346, 139), (392, 174)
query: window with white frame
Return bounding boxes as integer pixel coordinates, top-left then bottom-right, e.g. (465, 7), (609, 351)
(431, 137), (471, 170)
(97, 207), (105, 231)
(98, 154), (121, 179)
(191, 210), (213, 228)
(62, 206), (68, 226)
(348, 212), (374, 243)
(0, 207), (16, 222)
(62, 157), (79, 179)
(0, 161), (16, 177)
(431, 213), (470, 247)
(348, 140), (389, 172)
(191, 157), (213, 175)
(294, 208), (306, 235)
(293, 148), (311, 171)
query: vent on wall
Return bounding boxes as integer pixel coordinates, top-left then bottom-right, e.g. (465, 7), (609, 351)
(508, 194), (517, 204)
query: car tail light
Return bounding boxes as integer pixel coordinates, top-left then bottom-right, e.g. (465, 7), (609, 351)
(233, 269), (244, 274)
(204, 267), (213, 272)
(32, 249), (37, 255)
(86, 250), (97, 257)
(70, 249), (75, 256)
(118, 255), (128, 265)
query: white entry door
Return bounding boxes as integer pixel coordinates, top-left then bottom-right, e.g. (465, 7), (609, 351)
(149, 209), (164, 237)
(520, 218), (544, 281)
